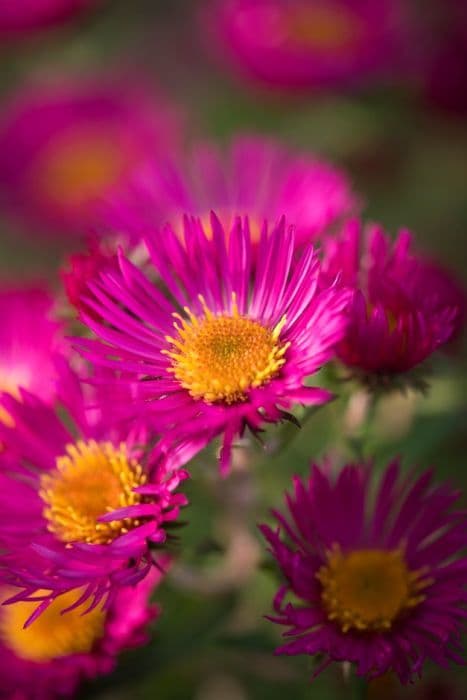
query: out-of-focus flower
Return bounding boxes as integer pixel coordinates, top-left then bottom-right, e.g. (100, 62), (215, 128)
(260, 460), (467, 683)
(108, 135), (359, 247)
(206, 0), (406, 91)
(0, 361), (188, 615)
(76, 214), (351, 474)
(0, 565), (165, 700)
(0, 0), (97, 40)
(60, 239), (118, 319)
(322, 221), (465, 387)
(0, 80), (178, 238)
(0, 287), (64, 425)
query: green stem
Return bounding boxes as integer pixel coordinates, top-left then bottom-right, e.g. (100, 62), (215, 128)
(352, 676), (368, 700)
(344, 389), (379, 461)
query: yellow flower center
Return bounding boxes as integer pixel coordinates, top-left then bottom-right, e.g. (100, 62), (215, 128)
(164, 296), (289, 404)
(40, 440), (146, 545)
(35, 128), (128, 207)
(285, 3), (362, 53)
(317, 547), (431, 633)
(0, 588), (105, 663)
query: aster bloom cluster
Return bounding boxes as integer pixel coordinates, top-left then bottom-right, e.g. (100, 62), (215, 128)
(0, 287), (187, 696)
(0, 28), (466, 699)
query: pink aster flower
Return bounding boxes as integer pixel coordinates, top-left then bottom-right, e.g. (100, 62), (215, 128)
(0, 79), (178, 238)
(76, 214), (351, 474)
(108, 135), (359, 248)
(322, 220), (465, 384)
(0, 0), (97, 40)
(0, 361), (188, 615)
(0, 564), (166, 700)
(206, 0), (407, 91)
(260, 460), (467, 683)
(0, 286), (64, 425)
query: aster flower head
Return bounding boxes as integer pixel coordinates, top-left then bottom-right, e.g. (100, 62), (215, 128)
(322, 220), (465, 387)
(0, 565), (165, 700)
(0, 361), (188, 615)
(260, 460), (467, 683)
(108, 135), (359, 248)
(207, 0), (407, 91)
(0, 286), (64, 425)
(0, 78), (178, 237)
(76, 214), (351, 474)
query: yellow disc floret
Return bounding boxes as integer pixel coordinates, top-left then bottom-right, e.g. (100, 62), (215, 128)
(317, 546), (431, 633)
(0, 588), (105, 662)
(165, 295), (289, 404)
(40, 440), (146, 545)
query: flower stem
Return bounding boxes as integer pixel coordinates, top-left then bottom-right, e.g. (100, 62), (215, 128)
(352, 675), (368, 699)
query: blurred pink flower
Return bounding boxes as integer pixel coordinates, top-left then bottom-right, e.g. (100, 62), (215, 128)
(322, 220), (465, 384)
(0, 564), (166, 700)
(0, 287), (64, 424)
(0, 80), (179, 238)
(206, 0), (407, 91)
(0, 0), (97, 39)
(107, 135), (359, 248)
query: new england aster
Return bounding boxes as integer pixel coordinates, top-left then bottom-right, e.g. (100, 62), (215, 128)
(76, 214), (351, 474)
(322, 220), (465, 386)
(0, 565), (165, 700)
(206, 0), (407, 91)
(0, 286), (64, 425)
(108, 135), (359, 247)
(260, 460), (467, 683)
(0, 361), (188, 614)
(0, 78), (178, 237)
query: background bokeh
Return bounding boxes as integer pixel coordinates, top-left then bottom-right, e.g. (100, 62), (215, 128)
(0, 1), (466, 698)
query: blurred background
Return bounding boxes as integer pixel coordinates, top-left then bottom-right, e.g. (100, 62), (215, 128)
(0, 1), (466, 698)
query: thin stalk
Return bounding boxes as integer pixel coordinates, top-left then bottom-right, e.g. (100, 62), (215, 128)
(352, 676), (368, 699)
